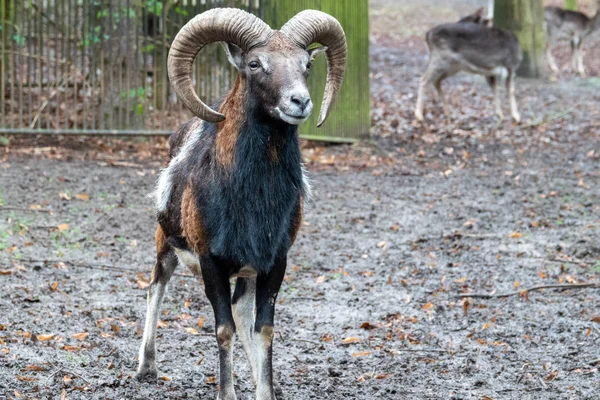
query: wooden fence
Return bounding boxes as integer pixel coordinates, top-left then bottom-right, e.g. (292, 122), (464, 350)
(0, 0), (369, 142)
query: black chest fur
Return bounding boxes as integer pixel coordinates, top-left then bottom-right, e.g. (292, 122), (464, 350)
(205, 124), (303, 273)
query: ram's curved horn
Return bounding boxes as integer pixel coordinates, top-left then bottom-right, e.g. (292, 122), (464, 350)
(168, 8), (272, 122)
(280, 10), (347, 127)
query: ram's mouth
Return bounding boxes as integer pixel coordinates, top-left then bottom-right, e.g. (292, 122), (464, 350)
(276, 108), (311, 125)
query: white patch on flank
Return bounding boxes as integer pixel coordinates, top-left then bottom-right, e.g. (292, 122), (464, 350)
(492, 66), (508, 81)
(301, 164), (313, 203)
(154, 122), (205, 211)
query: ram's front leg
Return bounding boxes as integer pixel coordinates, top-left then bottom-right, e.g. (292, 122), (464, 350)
(253, 256), (287, 400)
(201, 255), (237, 400)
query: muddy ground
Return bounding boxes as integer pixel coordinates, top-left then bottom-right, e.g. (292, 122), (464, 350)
(1, 0), (600, 399)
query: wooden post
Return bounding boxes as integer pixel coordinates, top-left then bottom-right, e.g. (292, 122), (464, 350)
(565, 0), (578, 11)
(494, 0), (546, 78)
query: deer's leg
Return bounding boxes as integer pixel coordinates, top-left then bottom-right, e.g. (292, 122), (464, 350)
(573, 37), (586, 77)
(486, 75), (504, 120)
(201, 255), (236, 400)
(414, 70), (430, 121)
(232, 277), (259, 385)
(251, 256), (287, 400)
(433, 74), (450, 123)
(546, 44), (560, 74)
(137, 234), (178, 382)
(506, 71), (520, 124)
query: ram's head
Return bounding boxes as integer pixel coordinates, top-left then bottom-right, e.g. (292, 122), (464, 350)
(168, 8), (347, 127)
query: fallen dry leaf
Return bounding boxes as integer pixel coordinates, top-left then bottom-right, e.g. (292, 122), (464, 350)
(72, 332), (89, 341)
(57, 223), (69, 232)
(62, 345), (80, 352)
(37, 334), (55, 342)
(185, 327), (199, 335)
(137, 280), (150, 289)
(157, 320), (169, 328)
(360, 322), (377, 330)
(21, 365), (44, 372)
(538, 271), (546, 279)
(197, 317), (204, 330)
(16, 375), (37, 382)
(158, 376), (172, 381)
(342, 337), (360, 344)
(316, 275), (326, 284)
(351, 351), (371, 357)
(75, 193), (89, 201)
(59, 192), (71, 201)
(510, 231), (523, 239)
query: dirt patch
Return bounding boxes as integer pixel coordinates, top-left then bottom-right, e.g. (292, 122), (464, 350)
(1, 0), (600, 399)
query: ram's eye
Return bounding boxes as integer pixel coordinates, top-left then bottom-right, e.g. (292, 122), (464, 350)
(248, 61), (260, 70)
(306, 62), (312, 70)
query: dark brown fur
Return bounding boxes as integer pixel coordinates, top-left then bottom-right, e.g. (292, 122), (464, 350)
(216, 76), (247, 167)
(151, 226), (169, 284)
(180, 182), (209, 255)
(289, 195), (303, 244)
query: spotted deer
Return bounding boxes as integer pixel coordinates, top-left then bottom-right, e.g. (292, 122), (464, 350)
(545, 2), (600, 77)
(415, 10), (522, 123)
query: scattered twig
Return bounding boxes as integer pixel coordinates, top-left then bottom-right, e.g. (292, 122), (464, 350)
(0, 207), (52, 213)
(456, 283), (598, 299)
(589, 358), (600, 366)
(521, 109), (573, 128)
(63, 370), (90, 384)
(10, 257), (195, 279)
(289, 296), (323, 301)
(291, 339), (323, 347)
(391, 348), (449, 353)
(45, 366), (64, 386)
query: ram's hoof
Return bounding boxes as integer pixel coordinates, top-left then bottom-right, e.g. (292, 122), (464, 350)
(136, 367), (158, 383)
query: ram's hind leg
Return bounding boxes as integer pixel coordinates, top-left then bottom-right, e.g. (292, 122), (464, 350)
(137, 228), (178, 382)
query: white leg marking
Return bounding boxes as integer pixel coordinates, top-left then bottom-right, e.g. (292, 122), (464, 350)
(508, 74), (520, 124)
(254, 325), (276, 400)
(414, 76), (427, 121)
(232, 278), (258, 384)
(137, 282), (167, 380)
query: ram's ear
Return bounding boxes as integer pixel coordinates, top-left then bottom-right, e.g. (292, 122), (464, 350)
(308, 46), (328, 62)
(222, 42), (245, 70)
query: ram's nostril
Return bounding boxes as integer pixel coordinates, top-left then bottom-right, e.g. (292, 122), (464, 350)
(291, 95), (311, 110)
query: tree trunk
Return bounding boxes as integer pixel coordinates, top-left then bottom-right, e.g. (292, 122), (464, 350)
(494, 0), (546, 78)
(565, 0), (578, 11)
